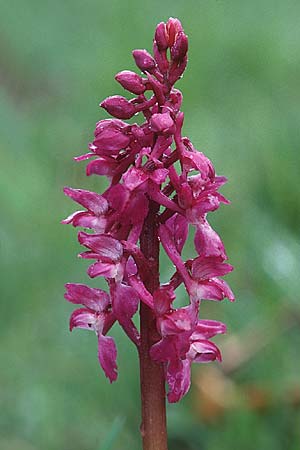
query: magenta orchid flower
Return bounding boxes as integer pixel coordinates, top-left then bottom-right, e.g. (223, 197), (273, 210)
(65, 283), (117, 382)
(63, 18), (234, 450)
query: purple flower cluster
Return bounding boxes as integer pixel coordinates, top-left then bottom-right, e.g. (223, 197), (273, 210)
(63, 18), (234, 403)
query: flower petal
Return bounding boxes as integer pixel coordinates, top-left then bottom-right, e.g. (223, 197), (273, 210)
(86, 157), (118, 178)
(87, 261), (121, 279)
(194, 220), (227, 259)
(69, 308), (96, 331)
(63, 211), (106, 232)
(78, 232), (123, 262)
(167, 359), (191, 403)
(64, 283), (110, 312)
(112, 283), (140, 345)
(191, 319), (227, 340)
(150, 336), (181, 362)
(188, 339), (222, 363)
(153, 285), (175, 315)
(191, 278), (235, 302)
(191, 256), (233, 280)
(164, 214), (188, 254)
(158, 306), (196, 336)
(63, 187), (108, 216)
(93, 119), (131, 153)
(97, 333), (118, 382)
(151, 331), (191, 362)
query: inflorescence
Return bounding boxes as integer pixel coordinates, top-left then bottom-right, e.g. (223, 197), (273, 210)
(63, 18), (234, 403)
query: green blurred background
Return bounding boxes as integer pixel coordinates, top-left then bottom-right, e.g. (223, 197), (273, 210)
(1, 0), (300, 449)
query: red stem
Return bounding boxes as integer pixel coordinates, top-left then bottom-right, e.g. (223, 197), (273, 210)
(139, 200), (168, 450)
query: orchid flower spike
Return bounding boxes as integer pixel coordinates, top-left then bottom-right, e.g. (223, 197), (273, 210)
(63, 17), (234, 404)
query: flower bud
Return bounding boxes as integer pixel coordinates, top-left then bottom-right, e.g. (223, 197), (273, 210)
(153, 42), (169, 74)
(150, 112), (174, 134)
(93, 119), (131, 153)
(115, 70), (146, 95)
(166, 17), (183, 46)
(132, 49), (156, 72)
(100, 95), (136, 119)
(168, 56), (188, 85)
(155, 22), (169, 50)
(170, 32), (188, 62)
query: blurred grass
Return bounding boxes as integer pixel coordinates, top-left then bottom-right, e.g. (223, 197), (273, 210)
(1, 0), (300, 449)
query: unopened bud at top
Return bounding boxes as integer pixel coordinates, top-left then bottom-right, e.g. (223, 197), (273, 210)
(170, 31), (188, 62)
(115, 70), (146, 95)
(132, 49), (156, 72)
(100, 95), (136, 120)
(166, 18), (183, 46)
(154, 22), (169, 51)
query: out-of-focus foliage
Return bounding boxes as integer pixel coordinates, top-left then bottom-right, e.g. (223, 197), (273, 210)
(1, 1), (300, 449)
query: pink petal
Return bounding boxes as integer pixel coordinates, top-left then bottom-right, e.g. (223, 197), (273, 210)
(63, 187), (108, 216)
(73, 152), (94, 161)
(177, 182), (193, 209)
(123, 167), (148, 190)
(153, 285), (175, 315)
(112, 283), (140, 345)
(188, 339), (222, 363)
(181, 148), (212, 176)
(64, 283), (110, 312)
(164, 214), (188, 254)
(166, 18), (184, 46)
(150, 168), (169, 185)
(113, 283), (139, 317)
(97, 333), (118, 382)
(191, 256), (233, 280)
(104, 184), (130, 214)
(192, 278), (235, 302)
(69, 308), (96, 331)
(170, 31), (188, 62)
(62, 211), (106, 232)
(72, 213), (107, 233)
(212, 278), (235, 302)
(61, 210), (85, 225)
(125, 191), (148, 225)
(150, 337), (176, 362)
(93, 120), (131, 154)
(86, 157), (118, 178)
(158, 307), (195, 336)
(154, 22), (169, 51)
(87, 261), (121, 279)
(188, 194), (220, 220)
(151, 331), (192, 362)
(191, 320), (227, 340)
(194, 220), (227, 259)
(78, 232), (123, 262)
(150, 112), (174, 134)
(124, 257), (138, 278)
(167, 359), (191, 403)
(78, 251), (103, 259)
